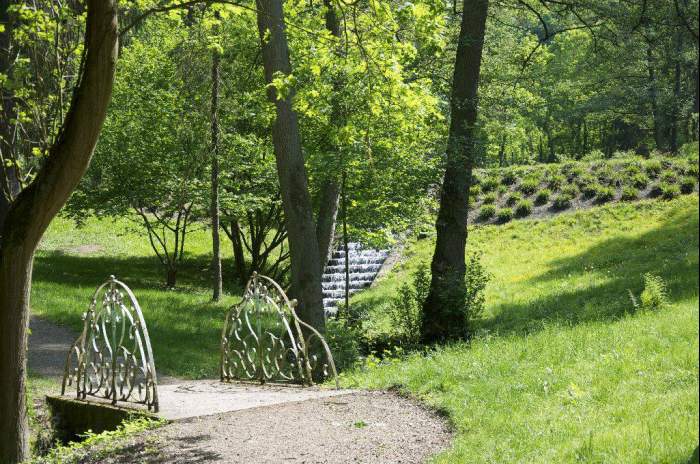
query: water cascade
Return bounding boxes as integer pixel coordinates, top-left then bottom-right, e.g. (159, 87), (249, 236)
(322, 242), (389, 316)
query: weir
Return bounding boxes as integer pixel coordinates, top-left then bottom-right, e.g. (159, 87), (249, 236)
(322, 242), (389, 315)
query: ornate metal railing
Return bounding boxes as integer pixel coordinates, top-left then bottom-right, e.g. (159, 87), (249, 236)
(61, 276), (159, 411)
(220, 273), (339, 389)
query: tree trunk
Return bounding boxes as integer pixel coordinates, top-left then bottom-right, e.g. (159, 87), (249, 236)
(166, 267), (177, 288)
(316, 179), (340, 269)
(671, 28), (683, 153)
(210, 30), (223, 301)
(646, 45), (663, 150)
(255, 0), (325, 332)
(421, 0), (488, 344)
(0, 0), (118, 461)
(314, 0), (344, 272)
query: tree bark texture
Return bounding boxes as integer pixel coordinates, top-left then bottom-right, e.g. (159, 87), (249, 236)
(210, 40), (223, 301)
(255, 0), (325, 332)
(646, 45), (663, 150)
(0, 0), (117, 460)
(421, 0), (488, 344)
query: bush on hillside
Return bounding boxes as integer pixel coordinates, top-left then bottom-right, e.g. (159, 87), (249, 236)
(518, 178), (539, 195)
(497, 184), (508, 196)
(548, 174), (566, 190)
(661, 183), (680, 200)
(680, 177), (696, 194)
(581, 181), (600, 199)
(630, 172), (650, 189)
(325, 318), (361, 371)
(682, 159), (699, 178)
(535, 189), (551, 205)
(481, 176), (499, 192)
(621, 186), (639, 201)
(553, 192), (575, 209)
(478, 204), (496, 220)
(497, 208), (513, 223)
(594, 185), (616, 203)
(659, 170), (678, 184)
(482, 192), (497, 204)
(501, 170), (517, 185)
(515, 200), (533, 218)
(649, 183), (663, 198)
(505, 192), (522, 206)
(469, 184), (481, 199)
(645, 159), (663, 177)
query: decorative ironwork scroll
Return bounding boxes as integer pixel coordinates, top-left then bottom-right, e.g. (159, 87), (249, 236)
(220, 273), (339, 389)
(61, 276), (159, 411)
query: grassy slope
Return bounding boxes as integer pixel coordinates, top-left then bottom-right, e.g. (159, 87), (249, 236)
(32, 216), (242, 378)
(345, 195), (699, 463)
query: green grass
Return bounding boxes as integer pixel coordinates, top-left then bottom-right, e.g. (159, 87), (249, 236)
(33, 215), (243, 379)
(345, 195), (699, 462)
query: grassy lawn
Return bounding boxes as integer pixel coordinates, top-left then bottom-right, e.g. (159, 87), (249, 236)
(344, 195), (699, 463)
(30, 196), (699, 462)
(32, 216), (243, 379)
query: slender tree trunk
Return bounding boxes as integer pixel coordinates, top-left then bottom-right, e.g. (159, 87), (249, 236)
(421, 0), (488, 343)
(228, 220), (247, 283)
(316, 179), (340, 269)
(0, 0), (117, 461)
(255, 0), (325, 332)
(314, 0), (344, 272)
(341, 171), (349, 313)
(646, 45), (663, 150)
(671, 28), (683, 153)
(210, 31), (223, 301)
(498, 134), (506, 167)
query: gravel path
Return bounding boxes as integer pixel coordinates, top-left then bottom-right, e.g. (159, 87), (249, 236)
(28, 316), (77, 378)
(93, 391), (452, 464)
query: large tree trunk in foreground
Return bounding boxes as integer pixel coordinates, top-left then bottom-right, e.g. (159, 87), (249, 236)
(421, 0), (488, 344)
(0, 0), (117, 461)
(210, 38), (223, 301)
(255, 0), (325, 332)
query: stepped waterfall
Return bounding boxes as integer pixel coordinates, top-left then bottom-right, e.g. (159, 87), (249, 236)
(322, 242), (389, 315)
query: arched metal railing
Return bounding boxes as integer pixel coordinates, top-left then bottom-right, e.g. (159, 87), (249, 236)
(61, 276), (159, 411)
(220, 273), (339, 389)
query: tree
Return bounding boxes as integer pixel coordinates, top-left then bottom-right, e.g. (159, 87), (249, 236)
(421, 0), (489, 343)
(255, 0), (325, 331)
(209, 10), (223, 300)
(0, 0), (118, 460)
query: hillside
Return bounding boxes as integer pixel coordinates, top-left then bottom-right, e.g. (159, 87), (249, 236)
(344, 195), (699, 462)
(467, 154), (698, 224)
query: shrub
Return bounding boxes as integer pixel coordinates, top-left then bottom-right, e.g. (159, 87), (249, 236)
(389, 264), (430, 347)
(518, 178), (539, 195)
(682, 159), (699, 178)
(638, 273), (668, 311)
(501, 170), (517, 185)
(561, 184), (579, 197)
(496, 208), (513, 222)
(645, 159), (663, 177)
(594, 185), (615, 203)
(659, 170), (678, 184)
(581, 149), (605, 161)
(469, 184), (481, 198)
(629, 172), (650, 189)
(514, 200), (533, 218)
(581, 181), (600, 199)
(562, 163), (584, 180)
(326, 318), (361, 371)
(661, 182), (680, 200)
(548, 174), (566, 190)
(621, 186), (639, 201)
(497, 185), (508, 196)
(463, 251), (490, 325)
(623, 163), (643, 177)
(481, 176), (499, 192)
(680, 177), (696, 194)
(576, 173), (596, 189)
(505, 192), (522, 206)
(478, 204), (496, 220)
(534, 189), (551, 205)
(482, 192), (497, 204)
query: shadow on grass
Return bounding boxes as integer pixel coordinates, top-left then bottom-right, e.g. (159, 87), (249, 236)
(480, 203), (699, 336)
(33, 252), (245, 295)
